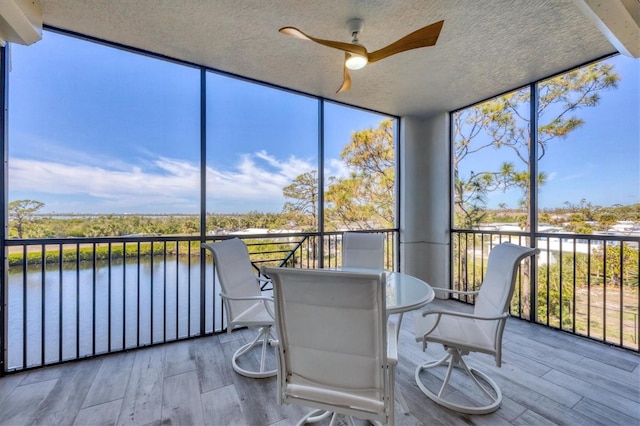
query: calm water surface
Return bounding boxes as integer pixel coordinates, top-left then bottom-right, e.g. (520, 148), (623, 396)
(7, 255), (226, 370)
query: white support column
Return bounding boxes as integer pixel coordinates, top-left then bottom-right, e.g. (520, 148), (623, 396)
(400, 114), (450, 295)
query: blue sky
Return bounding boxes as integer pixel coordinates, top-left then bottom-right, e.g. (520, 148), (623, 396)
(457, 54), (639, 210)
(538, 54), (639, 208)
(7, 31), (639, 214)
(9, 31), (388, 214)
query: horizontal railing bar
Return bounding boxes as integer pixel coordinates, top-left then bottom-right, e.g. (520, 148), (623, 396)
(6, 228), (400, 246)
(451, 228), (640, 243)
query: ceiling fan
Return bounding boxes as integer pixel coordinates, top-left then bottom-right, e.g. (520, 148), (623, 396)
(279, 18), (444, 93)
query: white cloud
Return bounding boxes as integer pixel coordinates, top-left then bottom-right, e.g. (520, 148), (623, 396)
(326, 158), (351, 180)
(9, 151), (316, 213)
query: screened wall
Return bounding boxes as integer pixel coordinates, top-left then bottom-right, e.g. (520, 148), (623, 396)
(6, 29), (397, 240)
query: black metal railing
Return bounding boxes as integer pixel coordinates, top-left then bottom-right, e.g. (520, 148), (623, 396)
(452, 230), (640, 352)
(2, 230), (397, 373)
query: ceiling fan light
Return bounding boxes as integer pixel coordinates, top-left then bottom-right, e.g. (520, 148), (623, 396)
(345, 53), (368, 70)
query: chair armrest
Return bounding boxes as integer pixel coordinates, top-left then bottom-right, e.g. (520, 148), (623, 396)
(433, 287), (480, 297)
(418, 310), (509, 343)
(386, 322), (398, 365)
(220, 293), (273, 303)
(422, 309), (509, 322)
(220, 293), (275, 318)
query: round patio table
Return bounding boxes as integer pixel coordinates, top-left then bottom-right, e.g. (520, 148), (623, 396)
(383, 270), (435, 315)
(338, 267), (435, 314)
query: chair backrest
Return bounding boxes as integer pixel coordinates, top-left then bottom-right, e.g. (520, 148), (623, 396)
(474, 243), (539, 339)
(203, 238), (262, 323)
(263, 266), (390, 423)
(342, 232), (385, 270)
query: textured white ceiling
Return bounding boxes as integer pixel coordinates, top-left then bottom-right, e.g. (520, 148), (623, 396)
(38, 0), (617, 118)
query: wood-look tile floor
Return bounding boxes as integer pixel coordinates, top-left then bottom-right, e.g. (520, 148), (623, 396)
(0, 299), (638, 425)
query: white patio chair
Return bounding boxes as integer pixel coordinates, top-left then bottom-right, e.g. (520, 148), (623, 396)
(263, 266), (397, 426)
(342, 231), (385, 270)
(202, 238), (276, 378)
(414, 242), (539, 414)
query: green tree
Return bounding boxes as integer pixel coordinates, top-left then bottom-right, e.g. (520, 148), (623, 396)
(454, 62), (619, 229)
(281, 119), (395, 231)
(325, 119), (395, 230)
(597, 211), (617, 232)
(181, 216), (199, 235)
(593, 243), (639, 287)
(536, 260), (576, 327)
(282, 170), (318, 230)
(8, 199), (45, 238)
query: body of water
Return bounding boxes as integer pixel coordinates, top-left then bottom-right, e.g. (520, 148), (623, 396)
(6, 255), (225, 370)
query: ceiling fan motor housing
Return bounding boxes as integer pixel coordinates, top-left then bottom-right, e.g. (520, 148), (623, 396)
(347, 18), (364, 39)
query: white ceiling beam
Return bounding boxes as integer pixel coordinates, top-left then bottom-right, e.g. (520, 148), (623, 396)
(0, 0), (42, 47)
(574, 0), (640, 58)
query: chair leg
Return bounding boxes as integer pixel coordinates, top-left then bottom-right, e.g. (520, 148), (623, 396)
(395, 382), (410, 414)
(231, 326), (277, 378)
(415, 348), (502, 414)
(297, 412), (376, 426)
(330, 413), (355, 426)
(296, 409), (332, 425)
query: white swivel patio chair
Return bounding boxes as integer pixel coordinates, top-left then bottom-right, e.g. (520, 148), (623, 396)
(342, 231), (385, 270)
(414, 242), (539, 414)
(263, 266), (397, 426)
(202, 238), (276, 378)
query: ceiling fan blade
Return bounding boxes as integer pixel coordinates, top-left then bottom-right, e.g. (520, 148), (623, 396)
(336, 52), (352, 93)
(367, 20), (444, 63)
(279, 26), (368, 56)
